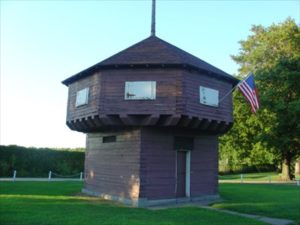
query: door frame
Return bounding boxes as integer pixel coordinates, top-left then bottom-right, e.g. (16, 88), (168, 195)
(185, 151), (191, 197)
(175, 150), (191, 198)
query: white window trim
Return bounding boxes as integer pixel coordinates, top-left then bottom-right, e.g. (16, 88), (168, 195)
(75, 87), (89, 107)
(185, 151), (191, 197)
(199, 86), (219, 107)
(125, 81), (156, 100)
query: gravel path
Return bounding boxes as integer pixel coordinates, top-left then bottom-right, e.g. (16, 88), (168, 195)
(149, 202), (295, 225)
(199, 206), (294, 225)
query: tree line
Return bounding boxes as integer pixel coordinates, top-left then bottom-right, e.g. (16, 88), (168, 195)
(0, 145), (84, 177)
(219, 18), (300, 180)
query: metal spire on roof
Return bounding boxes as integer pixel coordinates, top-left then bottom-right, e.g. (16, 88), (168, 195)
(151, 0), (156, 36)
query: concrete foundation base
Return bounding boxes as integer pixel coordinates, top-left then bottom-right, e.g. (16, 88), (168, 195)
(82, 188), (221, 207)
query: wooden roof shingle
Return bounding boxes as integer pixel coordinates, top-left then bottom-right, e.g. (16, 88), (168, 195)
(62, 36), (238, 85)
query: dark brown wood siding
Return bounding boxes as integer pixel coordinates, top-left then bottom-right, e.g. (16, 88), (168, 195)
(190, 136), (218, 196)
(65, 68), (234, 133)
(84, 129), (141, 200)
(182, 70), (233, 122)
(99, 68), (182, 115)
(140, 128), (176, 200)
(140, 128), (218, 200)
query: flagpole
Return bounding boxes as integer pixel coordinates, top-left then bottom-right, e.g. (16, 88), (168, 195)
(219, 82), (240, 104)
(219, 72), (252, 104)
(151, 0), (156, 36)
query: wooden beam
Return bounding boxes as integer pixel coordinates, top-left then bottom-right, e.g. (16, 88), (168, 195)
(155, 115), (168, 126)
(187, 117), (199, 129)
(85, 116), (97, 129)
(190, 117), (201, 129)
(66, 121), (76, 130)
(73, 119), (86, 131)
(107, 115), (123, 126)
(207, 120), (218, 131)
(216, 121), (226, 132)
(141, 114), (159, 126)
(178, 115), (192, 127)
(182, 116), (192, 127)
(119, 114), (135, 126)
(70, 120), (81, 131)
(79, 118), (90, 131)
(222, 122), (233, 133)
(161, 115), (181, 126)
(92, 115), (103, 128)
(198, 119), (210, 130)
(99, 115), (116, 126)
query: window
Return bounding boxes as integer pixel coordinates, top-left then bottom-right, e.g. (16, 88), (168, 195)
(199, 86), (219, 107)
(103, 136), (116, 143)
(125, 81), (156, 100)
(75, 87), (89, 107)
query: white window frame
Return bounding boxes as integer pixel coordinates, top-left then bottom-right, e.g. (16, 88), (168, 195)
(75, 87), (89, 107)
(125, 81), (156, 100)
(185, 151), (191, 197)
(199, 86), (219, 107)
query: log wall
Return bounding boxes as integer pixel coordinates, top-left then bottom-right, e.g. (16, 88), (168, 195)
(66, 68), (233, 133)
(183, 70), (233, 122)
(67, 72), (101, 121)
(84, 129), (141, 200)
(83, 128), (218, 203)
(140, 128), (218, 200)
(140, 128), (176, 200)
(99, 69), (182, 115)
(190, 135), (218, 196)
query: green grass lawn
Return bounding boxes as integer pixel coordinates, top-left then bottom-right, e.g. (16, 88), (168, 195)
(0, 182), (268, 225)
(219, 172), (300, 181)
(214, 183), (300, 224)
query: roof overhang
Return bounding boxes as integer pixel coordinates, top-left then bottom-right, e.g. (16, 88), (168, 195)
(62, 63), (239, 86)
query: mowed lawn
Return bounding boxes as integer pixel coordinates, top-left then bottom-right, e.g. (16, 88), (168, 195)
(214, 183), (300, 224)
(0, 182), (266, 225)
(0, 182), (298, 225)
(219, 172), (279, 180)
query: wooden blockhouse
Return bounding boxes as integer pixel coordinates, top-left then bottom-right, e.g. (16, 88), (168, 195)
(62, 36), (238, 206)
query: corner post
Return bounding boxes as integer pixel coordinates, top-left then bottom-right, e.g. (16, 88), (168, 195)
(13, 170), (17, 181)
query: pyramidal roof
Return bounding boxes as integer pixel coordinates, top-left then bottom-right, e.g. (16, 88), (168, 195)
(62, 36), (238, 85)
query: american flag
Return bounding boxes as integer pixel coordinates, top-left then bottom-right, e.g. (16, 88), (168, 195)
(238, 74), (260, 113)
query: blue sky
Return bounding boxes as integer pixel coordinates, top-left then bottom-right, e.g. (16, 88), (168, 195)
(1, 0), (299, 148)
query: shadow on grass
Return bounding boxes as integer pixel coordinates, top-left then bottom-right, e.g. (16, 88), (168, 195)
(1, 193), (267, 225)
(214, 184), (300, 224)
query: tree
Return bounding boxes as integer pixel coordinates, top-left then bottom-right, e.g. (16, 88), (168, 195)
(219, 90), (276, 174)
(231, 18), (300, 180)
